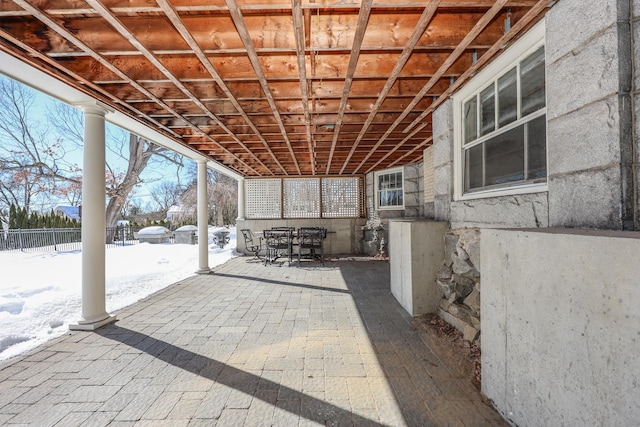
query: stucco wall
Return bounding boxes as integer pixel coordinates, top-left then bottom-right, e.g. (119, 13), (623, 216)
(481, 228), (640, 426)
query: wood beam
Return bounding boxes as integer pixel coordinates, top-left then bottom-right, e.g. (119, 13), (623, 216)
(404, 0), (555, 130)
(351, 0), (510, 174)
(339, 0), (441, 174)
(156, 0), (286, 176)
(226, 0), (302, 175)
(325, 0), (373, 175)
(291, 0), (315, 175)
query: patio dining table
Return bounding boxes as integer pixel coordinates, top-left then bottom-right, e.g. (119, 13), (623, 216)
(261, 227), (330, 266)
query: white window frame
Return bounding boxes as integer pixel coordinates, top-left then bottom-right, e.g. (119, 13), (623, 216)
(453, 20), (548, 201)
(375, 167), (405, 210)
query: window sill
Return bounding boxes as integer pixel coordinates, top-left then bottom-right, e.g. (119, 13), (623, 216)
(455, 182), (547, 202)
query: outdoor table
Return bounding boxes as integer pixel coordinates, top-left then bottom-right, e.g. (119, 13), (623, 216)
(262, 228), (294, 265)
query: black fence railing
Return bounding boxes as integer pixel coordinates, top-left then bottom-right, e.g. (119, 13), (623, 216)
(0, 227), (140, 252)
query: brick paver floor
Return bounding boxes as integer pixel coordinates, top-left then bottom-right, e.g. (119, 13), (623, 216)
(0, 256), (507, 426)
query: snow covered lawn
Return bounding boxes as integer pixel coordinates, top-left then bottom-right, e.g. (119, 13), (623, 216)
(0, 227), (238, 361)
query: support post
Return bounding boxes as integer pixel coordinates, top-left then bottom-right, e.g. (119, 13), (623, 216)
(237, 178), (245, 220)
(70, 103), (116, 331)
(196, 158), (211, 274)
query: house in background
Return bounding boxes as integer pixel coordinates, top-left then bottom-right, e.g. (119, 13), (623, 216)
(165, 205), (195, 226)
(54, 205), (81, 222)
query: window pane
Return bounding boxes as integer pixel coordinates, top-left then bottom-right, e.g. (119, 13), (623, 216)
(498, 68), (518, 128)
(485, 126), (525, 186)
(377, 171), (403, 207)
(480, 84), (495, 136)
(465, 144), (484, 191)
(527, 115), (547, 179)
(464, 97), (477, 144)
(521, 46), (545, 116)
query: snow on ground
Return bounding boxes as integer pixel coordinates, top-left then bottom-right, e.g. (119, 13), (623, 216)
(0, 227), (238, 361)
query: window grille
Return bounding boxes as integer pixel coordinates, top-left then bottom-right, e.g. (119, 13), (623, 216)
(375, 168), (404, 209)
(322, 177), (361, 218)
(283, 178), (320, 218)
(453, 23), (547, 200)
(245, 179), (281, 219)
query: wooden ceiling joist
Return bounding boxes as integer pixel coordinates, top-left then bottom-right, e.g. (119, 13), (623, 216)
(0, 0), (552, 178)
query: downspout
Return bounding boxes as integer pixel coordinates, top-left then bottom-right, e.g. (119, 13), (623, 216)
(630, 0), (639, 229)
(619, 0), (636, 230)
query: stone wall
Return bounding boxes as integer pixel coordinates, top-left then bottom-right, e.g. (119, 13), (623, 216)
(426, 2), (640, 345)
(546, 0), (636, 229)
(363, 162), (425, 256)
(435, 228), (481, 342)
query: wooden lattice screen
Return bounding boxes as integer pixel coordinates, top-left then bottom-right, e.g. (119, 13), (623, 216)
(245, 179), (281, 219)
(322, 177), (362, 218)
(245, 177), (363, 219)
(283, 178), (320, 218)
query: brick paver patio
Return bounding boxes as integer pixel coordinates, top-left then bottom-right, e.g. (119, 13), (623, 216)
(0, 256), (506, 426)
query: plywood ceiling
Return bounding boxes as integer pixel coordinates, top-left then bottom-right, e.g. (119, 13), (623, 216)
(0, 0), (553, 178)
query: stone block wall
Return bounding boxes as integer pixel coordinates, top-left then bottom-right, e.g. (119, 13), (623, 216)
(425, 1), (640, 346)
(546, 0), (635, 229)
(363, 162), (425, 256)
(435, 228), (481, 342)
(432, 99), (453, 222)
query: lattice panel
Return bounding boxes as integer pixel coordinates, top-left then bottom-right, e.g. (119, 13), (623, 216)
(245, 179), (281, 219)
(283, 178), (320, 218)
(322, 177), (362, 218)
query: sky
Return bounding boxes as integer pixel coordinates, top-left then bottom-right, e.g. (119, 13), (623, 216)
(0, 73), (191, 213)
(0, 227), (237, 362)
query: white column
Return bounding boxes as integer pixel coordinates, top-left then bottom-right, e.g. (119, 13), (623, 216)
(237, 178), (245, 220)
(70, 104), (116, 331)
(196, 159), (210, 274)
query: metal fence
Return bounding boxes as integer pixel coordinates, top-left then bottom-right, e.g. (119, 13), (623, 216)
(0, 227), (140, 252)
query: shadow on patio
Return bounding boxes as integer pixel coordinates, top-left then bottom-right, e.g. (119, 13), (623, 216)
(0, 256), (505, 426)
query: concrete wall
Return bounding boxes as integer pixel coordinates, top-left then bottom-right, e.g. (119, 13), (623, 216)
(236, 218), (366, 255)
(481, 228), (640, 426)
(388, 220), (448, 316)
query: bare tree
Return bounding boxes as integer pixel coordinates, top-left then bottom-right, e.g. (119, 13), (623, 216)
(51, 103), (185, 229)
(150, 180), (184, 214)
(0, 77), (81, 224)
(181, 167), (237, 226)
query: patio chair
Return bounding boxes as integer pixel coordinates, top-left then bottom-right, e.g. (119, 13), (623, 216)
(240, 229), (263, 260)
(297, 227), (327, 266)
(263, 229), (293, 266)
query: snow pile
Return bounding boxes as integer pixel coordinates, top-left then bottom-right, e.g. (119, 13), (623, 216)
(0, 227), (238, 361)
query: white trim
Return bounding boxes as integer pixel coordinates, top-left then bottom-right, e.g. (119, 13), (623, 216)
(453, 20), (546, 201)
(374, 166), (405, 210)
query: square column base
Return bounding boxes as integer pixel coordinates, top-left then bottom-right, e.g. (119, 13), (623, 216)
(69, 315), (117, 331)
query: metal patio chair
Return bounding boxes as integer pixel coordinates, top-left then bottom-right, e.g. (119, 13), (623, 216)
(297, 227), (327, 267)
(240, 229), (263, 260)
(263, 229), (293, 266)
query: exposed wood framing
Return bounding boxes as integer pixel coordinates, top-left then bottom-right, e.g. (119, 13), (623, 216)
(0, 0), (553, 178)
